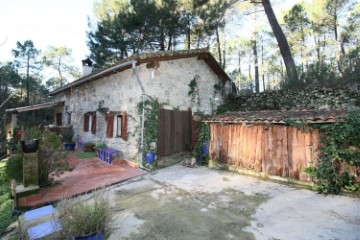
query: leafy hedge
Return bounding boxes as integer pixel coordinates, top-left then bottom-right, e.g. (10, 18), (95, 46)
(314, 112), (360, 193)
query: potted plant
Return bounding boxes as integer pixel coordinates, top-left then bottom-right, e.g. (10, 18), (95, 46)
(21, 139), (39, 153)
(145, 142), (156, 164)
(84, 142), (95, 152)
(21, 127), (41, 153)
(62, 129), (76, 151)
(94, 143), (107, 156)
(58, 193), (111, 240)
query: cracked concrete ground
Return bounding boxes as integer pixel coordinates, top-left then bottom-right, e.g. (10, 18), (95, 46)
(103, 165), (360, 239)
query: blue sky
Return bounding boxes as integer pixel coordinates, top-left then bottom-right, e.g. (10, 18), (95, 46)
(0, 0), (303, 75)
(0, 0), (94, 69)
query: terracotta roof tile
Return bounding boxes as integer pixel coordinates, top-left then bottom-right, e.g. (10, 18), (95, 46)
(204, 109), (348, 124)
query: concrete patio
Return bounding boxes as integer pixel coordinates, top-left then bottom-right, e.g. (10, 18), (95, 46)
(96, 164), (360, 240)
(18, 153), (144, 207)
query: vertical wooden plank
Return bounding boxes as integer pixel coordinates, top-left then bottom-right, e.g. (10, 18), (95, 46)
(286, 127), (293, 178)
(210, 124), (220, 161)
(214, 124), (222, 162)
(288, 127), (306, 180)
(157, 109), (165, 156)
(228, 125), (235, 165)
(219, 125), (228, 163)
(234, 125), (241, 166)
(254, 125), (263, 172)
(174, 111), (181, 153)
(279, 126), (287, 176)
(184, 110), (192, 151)
(239, 124), (245, 168)
(311, 128), (320, 166)
(302, 131), (312, 181)
(263, 125), (269, 175)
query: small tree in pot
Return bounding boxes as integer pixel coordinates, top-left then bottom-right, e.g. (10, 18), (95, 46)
(62, 128), (76, 151)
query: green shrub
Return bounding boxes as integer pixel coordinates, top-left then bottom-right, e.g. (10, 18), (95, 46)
(311, 112), (360, 194)
(94, 143), (106, 153)
(5, 155), (23, 182)
(37, 130), (70, 186)
(18, 128), (71, 186)
(62, 129), (74, 143)
(58, 192), (110, 237)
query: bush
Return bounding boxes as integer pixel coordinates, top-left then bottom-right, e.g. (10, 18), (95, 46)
(58, 192), (111, 238)
(312, 112), (360, 194)
(5, 155), (23, 182)
(37, 130), (71, 186)
(62, 128), (74, 143)
(94, 143), (106, 153)
(20, 128), (71, 186)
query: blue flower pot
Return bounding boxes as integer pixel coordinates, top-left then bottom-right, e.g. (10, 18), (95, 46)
(64, 143), (76, 151)
(75, 230), (105, 240)
(197, 155), (203, 163)
(202, 143), (209, 155)
(146, 152), (155, 164)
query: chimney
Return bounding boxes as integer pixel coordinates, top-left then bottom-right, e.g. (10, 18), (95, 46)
(82, 58), (93, 76)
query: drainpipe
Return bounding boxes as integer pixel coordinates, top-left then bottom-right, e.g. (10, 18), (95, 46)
(131, 61), (150, 171)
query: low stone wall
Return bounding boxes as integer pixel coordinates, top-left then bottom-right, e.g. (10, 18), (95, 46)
(228, 88), (360, 111)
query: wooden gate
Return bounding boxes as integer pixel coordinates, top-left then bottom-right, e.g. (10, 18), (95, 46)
(157, 109), (192, 156)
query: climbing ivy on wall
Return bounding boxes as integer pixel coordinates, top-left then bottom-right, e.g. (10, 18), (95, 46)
(188, 78), (200, 105)
(137, 96), (163, 153)
(300, 112), (360, 194)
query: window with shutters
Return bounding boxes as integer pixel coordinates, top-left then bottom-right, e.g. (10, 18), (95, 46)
(84, 112), (96, 134)
(106, 112), (127, 141)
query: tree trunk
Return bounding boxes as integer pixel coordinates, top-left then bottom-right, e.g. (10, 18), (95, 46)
(261, 40), (265, 91)
(261, 0), (298, 86)
(248, 48), (253, 92)
(167, 31), (172, 51)
(58, 58), (63, 87)
(238, 50), (242, 92)
(187, 14), (191, 50)
(252, 8), (259, 93)
(253, 40), (259, 93)
(26, 54), (30, 106)
(215, 26), (222, 68)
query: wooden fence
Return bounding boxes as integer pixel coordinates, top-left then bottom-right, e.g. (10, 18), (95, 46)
(209, 124), (320, 181)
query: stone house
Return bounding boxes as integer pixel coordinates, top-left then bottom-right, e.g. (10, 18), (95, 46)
(49, 49), (230, 162)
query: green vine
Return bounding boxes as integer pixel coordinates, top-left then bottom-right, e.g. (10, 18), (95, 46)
(283, 113), (360, 194)
(137, 96), (163, 154)
(283, 117), (313, 132)
(188, 78), (200, 105)
(193, 119), (210, 165)
(213, 82), (224, 95)
(309, 112), (360, 194)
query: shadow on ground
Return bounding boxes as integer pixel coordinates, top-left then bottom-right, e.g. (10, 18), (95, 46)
(107, 166), (267, 240)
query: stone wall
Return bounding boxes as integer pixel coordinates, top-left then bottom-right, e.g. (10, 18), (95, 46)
(228, 88), (360, 111)
(54, 57), (229, 161)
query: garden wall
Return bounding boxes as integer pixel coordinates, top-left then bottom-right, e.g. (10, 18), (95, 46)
(228, 88), (360, 111)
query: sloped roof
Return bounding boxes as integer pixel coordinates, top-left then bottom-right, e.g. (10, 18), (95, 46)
(6, 101), (64, 113)
(204, 109), (348, 124)
(50, 49), (229, 96)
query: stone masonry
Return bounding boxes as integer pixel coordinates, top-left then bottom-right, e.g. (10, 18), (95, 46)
(23, 152), (39, 187)
(227, 87), (360, 111)
(54, 56), (230, 161)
